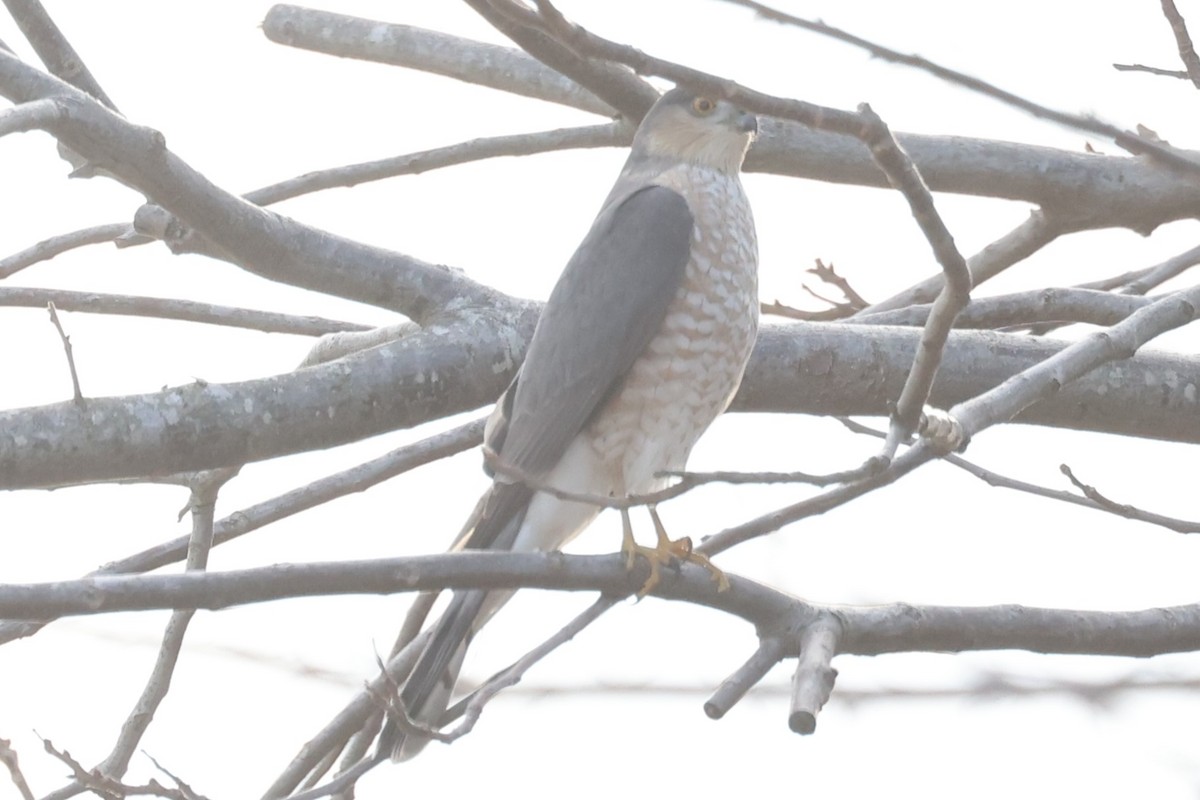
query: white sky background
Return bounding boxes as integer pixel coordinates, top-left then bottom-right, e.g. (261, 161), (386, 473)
(2, 1), (1200, 798)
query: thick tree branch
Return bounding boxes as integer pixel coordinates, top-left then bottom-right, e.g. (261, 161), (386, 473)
(2, 554), (1198, 659)
(4, 320), (1200, 490)
(467, 0), (658, 121)
(262, 4), (616, 117)
(0, 311), (528, 489)
(259, 9), (1200, 233)
(720, 0), (1200, 176)
(2, 0), (116, 109)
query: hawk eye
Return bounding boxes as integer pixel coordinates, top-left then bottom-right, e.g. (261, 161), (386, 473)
(692, 96), (716, 115)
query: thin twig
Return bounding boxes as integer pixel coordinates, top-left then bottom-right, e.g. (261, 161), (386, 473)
(243, 122), (628, 207)
(41, 474), (229, 800)
(808, 259), (868, 309)
(5, 287), (370, 336)
(262, 630), (434, 800)
(45, 301), (83, 406)
(1120, 242), (1200, 295)
(857, 210), (1061, 315)
(0, 222), (128, 279)
(1160, 0), (1200, 89)
(716, 0), (1200, 176)
(854, 288), (1155, 330)
(39, 737), (204, 800)
(1112, 62), (1188, 79)
(839, 418), (1200, 535)
(436, 595), (620, 744)
(704, 283), (1200, 556)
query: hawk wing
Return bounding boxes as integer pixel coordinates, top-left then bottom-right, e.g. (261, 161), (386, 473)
(483, 183), (693, 502)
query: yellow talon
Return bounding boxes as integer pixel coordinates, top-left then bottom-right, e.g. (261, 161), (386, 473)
(619, 506), (730, 596)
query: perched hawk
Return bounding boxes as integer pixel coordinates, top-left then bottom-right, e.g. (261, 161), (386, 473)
(387, 87), (759, 759)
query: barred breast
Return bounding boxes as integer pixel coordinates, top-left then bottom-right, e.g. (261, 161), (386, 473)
(585, 164), (759, 496)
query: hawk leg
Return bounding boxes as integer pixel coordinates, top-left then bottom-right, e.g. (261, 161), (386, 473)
(620, 505), (730, 596)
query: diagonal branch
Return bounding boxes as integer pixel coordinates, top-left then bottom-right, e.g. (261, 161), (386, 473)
(466, 0), (658, 120)
(257, 11), (1200, 231)
(1160, 0), (1200, 90)
(0, 49), (498, 321)
(1, 0), (116, 109)
(263, 4), (617, 117)
(0, 223), (129, 279)
(719, 0), (1200, 175)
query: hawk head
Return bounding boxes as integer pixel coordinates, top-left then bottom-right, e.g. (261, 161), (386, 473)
(631, 87), (758, 173)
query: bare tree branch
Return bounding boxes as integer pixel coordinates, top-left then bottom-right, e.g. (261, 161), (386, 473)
(0, 287), (371, 336)
(44, 301), (83, 406)
(1159, 0), (1200, 89)
(840, 417), (1200, 536)
(0, 50), (500, 321)
(859, 210), (1061, 315)
(1, 0), (116, 109)
(1121, 242), (1200, 295)
(0, 738), (35, 800)
(0, 418), (485, 646)
(257, 10), (1200, 232)
(465, 0), (657, 120)
(788, 616), (841, 734)
(0, 223), (129, 279)
(852, 103), (971, 455)
(262, 4), (616, 117)
(42, 475), (230, 800)
(2, 555), (1199, 660)
(855, 288), (1154, 329)
(0, 314), (524, 489)
(704, 636), (788, 720)
(718, 0), (1200, 175)
(243, 122), (630, 207)
(6, 318), (1200, 492)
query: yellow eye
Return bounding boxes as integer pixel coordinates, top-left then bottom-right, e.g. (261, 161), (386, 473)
(692, 96), (716, 115)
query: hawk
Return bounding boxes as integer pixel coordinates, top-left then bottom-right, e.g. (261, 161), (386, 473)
(386, 87), (759, 759)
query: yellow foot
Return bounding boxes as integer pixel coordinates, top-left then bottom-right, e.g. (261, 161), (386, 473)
(619, 506), (731, 596)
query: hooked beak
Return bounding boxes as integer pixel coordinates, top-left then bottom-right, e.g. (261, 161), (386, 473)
(736, 111), (758, 137)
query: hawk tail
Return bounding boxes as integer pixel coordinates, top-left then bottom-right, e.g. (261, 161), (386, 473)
(383, 481), (533, 761)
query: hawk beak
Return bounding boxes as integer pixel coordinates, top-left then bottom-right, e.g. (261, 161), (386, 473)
(736, 112), (758, 136)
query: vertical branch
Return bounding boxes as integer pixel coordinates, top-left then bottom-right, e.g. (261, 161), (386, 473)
(0, 739), (35, 800)
(40, 471), (229, 800)
(1160, 0), (1200, 89)
(788, 616), (842, 734)
(45, 302), (84, 407)
(856, 104), (971, 458)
